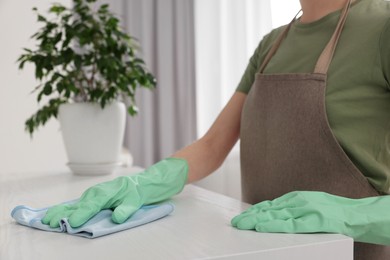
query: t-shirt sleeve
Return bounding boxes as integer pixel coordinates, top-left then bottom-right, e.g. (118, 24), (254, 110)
(235, 42), (262, 94)
(235, 27), (284, 94)
(380, 18), (390, 90)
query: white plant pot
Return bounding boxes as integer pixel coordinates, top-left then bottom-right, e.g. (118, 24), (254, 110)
(58, 101), (126, 175)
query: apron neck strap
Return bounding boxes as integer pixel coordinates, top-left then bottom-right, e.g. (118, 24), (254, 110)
(258, 10), (301, 74)
(259, 0), (352, 75)
(314, 0), (352, 74)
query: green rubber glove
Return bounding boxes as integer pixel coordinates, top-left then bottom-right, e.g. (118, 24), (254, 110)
(231, 191), (390, 245)
(42, 158), (188, 228)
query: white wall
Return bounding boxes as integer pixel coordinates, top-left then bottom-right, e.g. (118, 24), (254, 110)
(0, 0), (70, 174)
(271, 0), (301, 28)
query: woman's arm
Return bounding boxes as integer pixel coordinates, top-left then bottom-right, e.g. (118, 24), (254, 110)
(172, 91), (247, 183)
(41, 91), (247, 228)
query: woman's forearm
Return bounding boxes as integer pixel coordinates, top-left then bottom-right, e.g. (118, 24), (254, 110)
(172, 92), (246, 183)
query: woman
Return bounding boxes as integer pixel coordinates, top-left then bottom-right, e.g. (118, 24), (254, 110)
(42, 0), (390, 258)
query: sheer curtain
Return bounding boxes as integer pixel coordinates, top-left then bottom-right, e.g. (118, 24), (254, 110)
(193, 0), (272, 199)
(109, 0), (197, 168)
(195, 0), (300, 138)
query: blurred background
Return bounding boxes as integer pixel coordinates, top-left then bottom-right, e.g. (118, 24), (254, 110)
(0, 0), (300, 199)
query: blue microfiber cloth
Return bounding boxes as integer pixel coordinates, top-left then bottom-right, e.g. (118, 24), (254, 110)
(11, 201), (174, 238)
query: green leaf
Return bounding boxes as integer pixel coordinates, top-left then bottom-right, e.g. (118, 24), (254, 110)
(98, 4), (109, 14)
(74, 55), (82, 69)
(64, 89), (71, 98)
(50, 5), (66, 14)
(43, 84), (52, 95)
(25, 118), (35, 136)
(133, 58), (145, 64)
(18, 59), (28, 70)
(35, 66), (44, 80)
(100, 98), (106, 108)
(37, 15), (47, 22)
(106, 17), (119, 29)
(56, 81), (65, 94)
(24, 98), (64, 135)
(37, 91), (44, 102)
(53, 32), (63, 45)
(127, 105), (138, 116)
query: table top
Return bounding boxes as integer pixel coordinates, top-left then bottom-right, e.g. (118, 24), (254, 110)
(0, 167), (353, 260)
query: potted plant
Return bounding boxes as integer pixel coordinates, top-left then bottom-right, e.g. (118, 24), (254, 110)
(17, 0), (156, 175)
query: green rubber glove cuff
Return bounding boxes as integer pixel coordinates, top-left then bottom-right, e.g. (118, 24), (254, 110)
(132, 157), (189, 205)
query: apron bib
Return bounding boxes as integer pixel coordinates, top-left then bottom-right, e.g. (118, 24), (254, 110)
(240, 1), (390, 259)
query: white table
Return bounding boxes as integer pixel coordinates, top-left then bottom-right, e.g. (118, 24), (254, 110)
(0, 167), (353, 260)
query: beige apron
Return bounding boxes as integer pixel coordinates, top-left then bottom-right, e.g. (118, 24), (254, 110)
(240, 1), (390, 259)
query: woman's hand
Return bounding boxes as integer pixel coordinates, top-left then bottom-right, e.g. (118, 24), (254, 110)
(231, 191), (390, 245)
(42, 158), (188, 228)
(41, 176), (143, 228)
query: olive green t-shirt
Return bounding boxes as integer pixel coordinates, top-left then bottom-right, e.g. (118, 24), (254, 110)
(237, 0), (390, 194)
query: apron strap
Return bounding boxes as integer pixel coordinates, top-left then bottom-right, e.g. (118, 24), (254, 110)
(258, 10), (301, 74)
(259, 0), (352, 75)
(314, 0), (352, 74)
